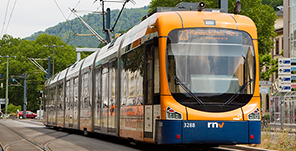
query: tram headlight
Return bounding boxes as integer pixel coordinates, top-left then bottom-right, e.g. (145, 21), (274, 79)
(166, 106), (183, 120)
(247, 107), (260, 121)
(167, 112), (182, 119)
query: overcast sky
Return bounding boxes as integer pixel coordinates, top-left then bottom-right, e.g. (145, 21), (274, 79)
(0, 0), (151, 39)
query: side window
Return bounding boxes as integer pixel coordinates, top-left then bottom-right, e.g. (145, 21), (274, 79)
(102, 64), (109, 108)
(58, 84), (63, 111)
(81, 72), (91, 109)
(109, 60), (117, 107)
(121, 46), (144, 106)
(145, 44), (160, 105)
(96, 67), (102, 108)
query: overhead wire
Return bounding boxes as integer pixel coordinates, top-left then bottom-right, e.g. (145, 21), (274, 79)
(4, 0), (18, 35)
(54, 0), (82, 38)
(65, 5), (102, 44)
(55, 0), (85, 42)
(53, 0), (76, 41)
(1, 0), (10, 37)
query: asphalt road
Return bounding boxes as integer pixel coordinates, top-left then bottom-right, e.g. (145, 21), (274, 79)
(0, 119), (141, 151)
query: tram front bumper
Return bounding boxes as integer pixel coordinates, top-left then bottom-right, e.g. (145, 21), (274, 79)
(155, 120), (261, 144)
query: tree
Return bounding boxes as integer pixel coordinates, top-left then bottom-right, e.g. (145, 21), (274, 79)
(149, 0), (278, 80)
(149, 0), (217, 12)
(0, 34), (77, 112)
(262, 0), (283, 11)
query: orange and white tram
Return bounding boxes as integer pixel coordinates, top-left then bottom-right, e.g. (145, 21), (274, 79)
(43, 2), (260, 145)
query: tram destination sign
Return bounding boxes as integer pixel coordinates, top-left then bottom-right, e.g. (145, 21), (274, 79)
(278, 58), (296, 92)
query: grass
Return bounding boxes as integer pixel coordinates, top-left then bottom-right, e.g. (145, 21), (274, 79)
(247, 127), (296, 151)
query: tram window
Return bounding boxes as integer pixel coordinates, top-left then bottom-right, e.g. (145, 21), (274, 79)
(102, 64), (109, 108)
(73, 77), (78, 103)
(145, 44), (160, 105)
(82, 72), (91, 109)
(58, 84), (63, 111)
(96, 67), (102, 108)
(66, 81), (70, 110)
(154, 47), (160, 104)
(109, 59), (117, 107)
(121, 46), (144, 106)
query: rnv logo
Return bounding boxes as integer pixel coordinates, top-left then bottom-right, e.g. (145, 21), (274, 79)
(207, 122), (224, 128)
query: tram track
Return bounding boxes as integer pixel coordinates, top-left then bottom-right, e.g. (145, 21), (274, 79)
(215, 145), (273, 151)
(0, 120), (271, 151)
(0, 122), (46, 151)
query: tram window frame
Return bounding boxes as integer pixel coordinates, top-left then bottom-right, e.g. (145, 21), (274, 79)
(81, 71), (91, 109)
(144, 42), (160, 105)
(120, 45), (144, 106)
(95, 66), (102, 109)
(109, 59), (117, 107)
(102, 63), (109, 108)
(65, 80), (70, 111)
(57, 83), (63, 112)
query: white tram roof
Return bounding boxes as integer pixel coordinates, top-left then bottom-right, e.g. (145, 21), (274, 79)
(57, 67), (69, 82)
(44, 76), (52, 88)
(49, 72), (61, 85)
(81, 50), (99, 72)
(122, 16), (156, 48)
(95, 36), (123, 66)
(66, 59), (84, 79)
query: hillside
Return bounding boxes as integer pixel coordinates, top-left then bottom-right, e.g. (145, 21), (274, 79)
(26, 6), (149, 48)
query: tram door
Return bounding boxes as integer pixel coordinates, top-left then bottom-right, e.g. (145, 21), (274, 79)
(94, 67), (101, 132)
(101, 64), (109, 133)
(144, 43), (154, 139)
(69, 78), (74, 128)
(108, 59), (117, 133)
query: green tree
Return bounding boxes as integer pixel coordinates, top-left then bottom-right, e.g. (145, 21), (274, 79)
(0, 34), (76, 112)
(2, 103), (21, 114)
(26, 7), (149, 48)
(149, 0), (278, 80)
(149, 0), (217, 12)
(262, 0), (283, 11)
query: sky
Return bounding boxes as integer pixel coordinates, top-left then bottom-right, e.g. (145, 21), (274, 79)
(0, 0), (151, 39)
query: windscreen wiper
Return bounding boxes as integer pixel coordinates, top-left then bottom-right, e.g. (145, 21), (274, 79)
(223, 79), (253, 106)
(173, 76), (205, 105)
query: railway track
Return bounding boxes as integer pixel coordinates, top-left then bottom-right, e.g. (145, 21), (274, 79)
(215, 145), (273, 151)
(0, 121), (48, 151)
(0, 120), (272, 151)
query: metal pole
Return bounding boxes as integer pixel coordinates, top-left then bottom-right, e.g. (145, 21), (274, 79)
(39, 97), (42, 120)
(52, 45), (55, 76)
(106, 8), (111, 43)
(219, 0), (228, 13)
(23, 74), (27, 118)
(5, 56), (8, 117)
(47, 56), (51, 79)
(281, 93), (284, 130)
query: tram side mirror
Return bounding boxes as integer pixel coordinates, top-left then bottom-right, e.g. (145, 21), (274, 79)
(198, 1), (206, 11)
(234, 0), (241, 14)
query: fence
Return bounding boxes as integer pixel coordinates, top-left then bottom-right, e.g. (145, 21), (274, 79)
(270, 91), (296, 130)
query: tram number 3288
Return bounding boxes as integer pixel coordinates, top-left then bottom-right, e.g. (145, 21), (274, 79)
(184, 122), (195, 128)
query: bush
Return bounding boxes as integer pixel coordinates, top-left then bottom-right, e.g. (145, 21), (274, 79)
(264, 114), (270, 120)
(2, 104), (21, 114)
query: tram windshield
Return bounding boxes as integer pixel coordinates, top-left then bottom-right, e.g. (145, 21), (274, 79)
(166, 28), (255, 112)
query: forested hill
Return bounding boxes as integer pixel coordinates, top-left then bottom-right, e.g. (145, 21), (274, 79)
(25, 6), (149, 48)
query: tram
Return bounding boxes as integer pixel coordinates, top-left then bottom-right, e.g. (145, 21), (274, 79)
(43, 2), (260, 145)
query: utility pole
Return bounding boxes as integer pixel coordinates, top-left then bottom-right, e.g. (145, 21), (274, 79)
(105, 8), (111, 43)
(23, 74), (28, 118)
(219, 0), (228, 13)
(0, 55), (16, 117)
(43, 45), (64, 76)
